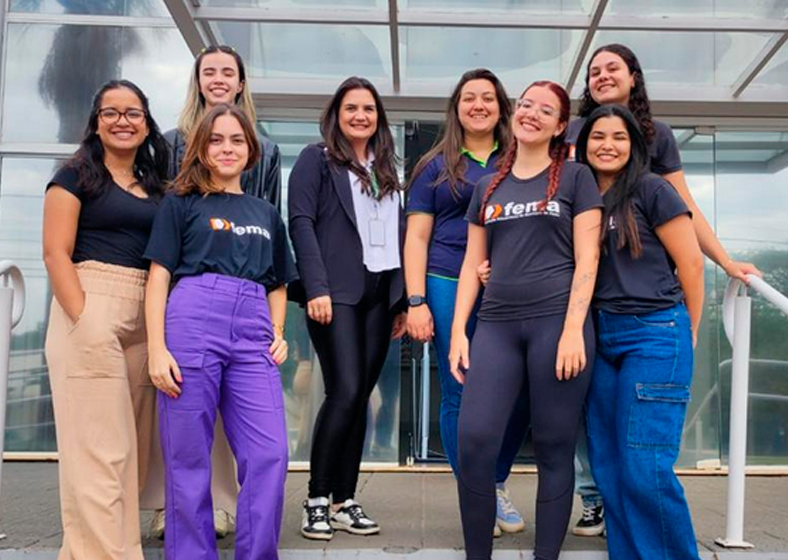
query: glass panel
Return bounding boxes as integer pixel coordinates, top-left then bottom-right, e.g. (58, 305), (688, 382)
(2, 23), (192, 144)
(714, 131), (788, 465)
(0, 157), (62, 452)
(588, 31), (772, 87)
(203, 0), (384, 7)
(216, 23), (391, 82)
(402, 0), (591, 14)
(606, 0), (788, 19)
(9, 0), (169, 17)
(263, 121), (404, 463)
(401, 27), (582, 95)
(752, 41), (788, 87)
(676, 132), (722, 468)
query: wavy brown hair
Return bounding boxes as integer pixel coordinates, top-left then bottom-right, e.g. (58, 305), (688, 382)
(174, 103), (261, 196)
(479, 80), (570, 223)
(408, 68), (512, 198)
(578, 43), (656, 144)
(320, 76), (400, 199)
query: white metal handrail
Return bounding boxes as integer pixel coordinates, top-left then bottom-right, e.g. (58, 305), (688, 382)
(0, 260), (25, 541)
(716, 273), (788, 549)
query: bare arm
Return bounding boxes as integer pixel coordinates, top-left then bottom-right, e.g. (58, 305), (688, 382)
(655, 214), (705, 346)
(663, 170), (760, 282)
(145, 262), (182, 398)
(556, 209), (602, 380)
(42, 187), (84, 322)
(267, 285), (289, 365)
(448, 223), (487, 384)
(404, 213), (435, 342)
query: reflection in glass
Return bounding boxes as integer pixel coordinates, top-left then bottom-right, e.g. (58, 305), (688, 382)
(0, 158), (63, 452)
(9, 0), (169, 17)
(215, 22), (391, 82)
(401, 27), (582, 94)
(2, 24), (191, 144)
(402, 0), (591, 14)
(753, 41), (788, 87)
(606, 0), (788, 19)
(587, 31), (772, 88)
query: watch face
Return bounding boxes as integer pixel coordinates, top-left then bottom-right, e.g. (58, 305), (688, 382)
(408, 295), (426, 306)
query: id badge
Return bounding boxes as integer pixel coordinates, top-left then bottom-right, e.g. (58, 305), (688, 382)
(369, 218), (386, 247)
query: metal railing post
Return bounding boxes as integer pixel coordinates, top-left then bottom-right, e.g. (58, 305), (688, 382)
(419, 342), (430, 461)
(715, 290), (754, 549)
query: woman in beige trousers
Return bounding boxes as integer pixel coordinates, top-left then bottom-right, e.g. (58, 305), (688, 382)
(43, 79), (170, 560)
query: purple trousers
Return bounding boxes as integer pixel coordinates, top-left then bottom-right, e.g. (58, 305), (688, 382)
(159, 273), (288, 560)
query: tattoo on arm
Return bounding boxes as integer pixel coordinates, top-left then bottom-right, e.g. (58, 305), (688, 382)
(570, 272), (593, 293)
(568, 296), (590, 316)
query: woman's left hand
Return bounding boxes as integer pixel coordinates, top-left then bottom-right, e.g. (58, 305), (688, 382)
(555, 327), (586, 381)
(391, 312), (408, 340)
(269, 334), (289, 365)
(724, 260), (762, 285)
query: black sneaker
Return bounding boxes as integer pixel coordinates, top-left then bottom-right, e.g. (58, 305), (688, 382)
(330, 499), (380, 535)
(572, 504), (605, 537)
(301, 498), (334, 540)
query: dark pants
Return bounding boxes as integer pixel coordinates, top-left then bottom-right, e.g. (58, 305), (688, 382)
(458, 314), (594, 560)
(307, 269), (395, 503)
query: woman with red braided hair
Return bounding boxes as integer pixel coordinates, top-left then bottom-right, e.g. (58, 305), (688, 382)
(449, 81), (602, 560)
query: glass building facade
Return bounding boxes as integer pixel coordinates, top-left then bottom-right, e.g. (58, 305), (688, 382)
(1, 0), (788, 467)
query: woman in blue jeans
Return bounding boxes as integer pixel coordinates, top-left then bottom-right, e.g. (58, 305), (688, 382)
(404, 68), (529, 533)
(576, 104), (704, 559)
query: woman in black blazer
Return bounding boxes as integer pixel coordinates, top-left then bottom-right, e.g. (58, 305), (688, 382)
(289, 76), (406, 541)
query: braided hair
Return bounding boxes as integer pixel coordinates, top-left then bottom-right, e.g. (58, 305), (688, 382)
(578, 43), (656, 144)
(479, 80), (571, 224)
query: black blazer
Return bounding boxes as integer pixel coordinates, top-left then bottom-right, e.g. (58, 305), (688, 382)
(287, 143), (405, 310)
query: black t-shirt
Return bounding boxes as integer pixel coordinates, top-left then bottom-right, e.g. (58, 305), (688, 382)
(144, 192), (298, 292)
(467, 162), (603, 321)
(566, 117), (683, 175)
(594, 173), (690, 314)
(46, 166), (161, 270)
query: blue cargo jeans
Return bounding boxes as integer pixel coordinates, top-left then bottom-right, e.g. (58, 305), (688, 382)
(587, 303), (701, 560)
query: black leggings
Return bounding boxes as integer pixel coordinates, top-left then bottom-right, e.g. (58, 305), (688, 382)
(307, 270), (395, 502)
(458, 314), (594, 560)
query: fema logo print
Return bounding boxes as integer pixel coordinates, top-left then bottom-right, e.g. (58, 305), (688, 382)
(484, 200), (561, 224)
(209, 218), (271, 239)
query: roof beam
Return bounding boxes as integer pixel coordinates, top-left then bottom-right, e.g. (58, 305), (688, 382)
(731, 31), (788, 98)
(565, 0), (609, 94)
(598, 15), (788, 33)
(193, 6), (388, 25)
(388, 0), (401, 93)
(163, 0), (210, 55)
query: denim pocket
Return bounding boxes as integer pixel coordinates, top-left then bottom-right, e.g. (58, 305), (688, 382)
(633, 308), (677, 328)
(628, 383), (690, 448)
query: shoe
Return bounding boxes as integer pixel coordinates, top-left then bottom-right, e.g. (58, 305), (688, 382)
(330, 499), (380, 535)
(495, 485), (525, 533)
(302, 498), (334, 540)
(493, 522), (502, 538)
(149, 509), (165, 540)
(214, 509), (235, 539)
(572, 503), (605, 537)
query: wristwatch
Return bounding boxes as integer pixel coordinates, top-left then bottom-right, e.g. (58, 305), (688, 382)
(408, 295), (427, 307)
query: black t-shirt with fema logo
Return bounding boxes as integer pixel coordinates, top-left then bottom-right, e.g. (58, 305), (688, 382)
(144, 192), (298, 292)
(594, 173), (690, 314)
(467, 162), (603, 321)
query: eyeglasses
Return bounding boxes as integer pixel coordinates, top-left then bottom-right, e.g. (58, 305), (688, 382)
(98, 108), (146, 125)
(515, 98), (557, 120)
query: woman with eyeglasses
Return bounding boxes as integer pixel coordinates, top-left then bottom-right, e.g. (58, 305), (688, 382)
(143, 44), (283, 537)
(43, 79), (169, 560)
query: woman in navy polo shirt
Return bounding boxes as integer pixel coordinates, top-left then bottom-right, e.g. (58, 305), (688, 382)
(404, 68), (528, 534)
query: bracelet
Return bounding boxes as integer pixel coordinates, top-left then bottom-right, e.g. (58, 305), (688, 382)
(272, 323), (285, 337)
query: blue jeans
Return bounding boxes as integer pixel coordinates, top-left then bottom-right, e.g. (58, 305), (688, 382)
(587, 304), (700, 560)
(574, 411), (603, 508)
(426, 274), (529, 483)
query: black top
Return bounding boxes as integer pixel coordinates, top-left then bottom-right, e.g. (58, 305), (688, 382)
(594, 173), (690, 314)
(144, 192), (298, 292)
(164, 128), (283, 211)
(287, 143), (406, 310)
(566, 117), (683, 175)
(467, 162), (603, 321)
(46, 166), (161, 270)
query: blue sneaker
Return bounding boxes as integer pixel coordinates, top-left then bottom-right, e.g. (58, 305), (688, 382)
(495, 484), (525, 533)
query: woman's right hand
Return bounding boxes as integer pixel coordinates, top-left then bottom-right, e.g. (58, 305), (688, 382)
(407, 305), (434, 342)
(307, 295), (333, 325)
(148, 346), (182, 399)
(477, 260), (491, 287)
(64, 291), (86, 324)
(449, 333), (470, 385)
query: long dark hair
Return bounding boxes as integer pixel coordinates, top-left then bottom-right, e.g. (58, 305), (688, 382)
(578, 43), (656, 145)
(320, 76), (400, 199)
(576, 104), (650, 258)
(408, 68), (512, 198)
(479, 80), (570, 224)
(62, 79), (168, 199)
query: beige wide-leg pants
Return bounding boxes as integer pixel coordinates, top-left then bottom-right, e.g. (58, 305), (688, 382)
(45, 261), (155, 560)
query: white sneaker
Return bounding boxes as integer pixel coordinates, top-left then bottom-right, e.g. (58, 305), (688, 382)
(214, 509), (235, 539)
(493, 522), (502, 538)
(302, 497), (334, 540)
(330, 499), (380, 535)
(149, 509), (165, 540)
